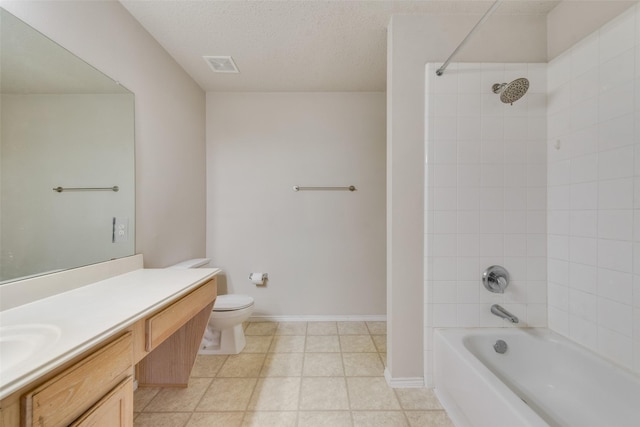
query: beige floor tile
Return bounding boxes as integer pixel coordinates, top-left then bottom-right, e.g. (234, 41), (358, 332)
(303, 352), (344, 376)
(260, 353), (304, 377)
(299, 377), (350, 410)
(298, 411), (353, 427)
(337, 321), (369, 335)
(217, 353), (266, 377)
(190, 355), (228, 377)
(196, 378), (257, 411)
(269, 335), (306, 352)
(366, 321), (387, 334)
(134, 412), (191, 427)
(352, 411), (408, 427)
(395, 388), (443, 410)
(133, 387), (160, 413)
(405, 411), (454, 427)
(340, 335), (377, 352)
(241, 411), (297, 427)
(380, 352), (387, 367)
(343, 353), (384, 376)
(244, 322), (278, 336)
(347, 377), (401, 410)
(372, 335), (387, 353)
(305, 335), (340, 352)
(187, 412), (244, 427)
(307, 321), (338, 335)
(242, 336), (273, 353)
(276, 321), (308, 335)
(143, 378), (211, 412)
(247, 377), (301, 410)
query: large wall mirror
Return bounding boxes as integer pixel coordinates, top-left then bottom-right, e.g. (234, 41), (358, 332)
(0, 8), (135, 284)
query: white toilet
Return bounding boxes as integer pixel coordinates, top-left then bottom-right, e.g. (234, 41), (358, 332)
(169, 258), (255, 354)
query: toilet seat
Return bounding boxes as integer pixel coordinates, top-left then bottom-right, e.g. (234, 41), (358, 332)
(214, 294), (254, 312)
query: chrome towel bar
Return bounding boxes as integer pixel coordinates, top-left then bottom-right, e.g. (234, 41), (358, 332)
(53, 186), (119, 193)
(293, 185), (356, 192)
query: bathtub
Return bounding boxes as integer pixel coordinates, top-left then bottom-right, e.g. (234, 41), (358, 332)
(434, 328), (640, 427)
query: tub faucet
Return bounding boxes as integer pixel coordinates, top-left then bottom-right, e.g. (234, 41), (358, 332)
(491, 304), (519, 323)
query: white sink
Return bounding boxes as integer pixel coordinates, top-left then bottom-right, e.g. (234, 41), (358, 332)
(0, 324), (61, 374)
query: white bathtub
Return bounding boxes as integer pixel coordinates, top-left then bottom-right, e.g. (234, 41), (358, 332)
(434, 328), (640, 427)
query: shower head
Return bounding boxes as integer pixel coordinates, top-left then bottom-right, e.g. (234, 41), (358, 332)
(492, 78), (529, 105)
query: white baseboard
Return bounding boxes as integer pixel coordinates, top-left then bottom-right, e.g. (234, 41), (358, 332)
(384, 368), (425, 388)
(249, 314), (386, 322)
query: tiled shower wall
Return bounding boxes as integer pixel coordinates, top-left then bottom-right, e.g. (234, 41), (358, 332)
(546, 4), (640, 374)
(424, 62), (548, 384)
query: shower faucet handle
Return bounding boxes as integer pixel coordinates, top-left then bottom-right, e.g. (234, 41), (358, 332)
(482, 265), (510, 294)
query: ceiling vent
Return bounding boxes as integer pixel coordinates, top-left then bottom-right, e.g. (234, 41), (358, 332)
(203, 56), (239, 73)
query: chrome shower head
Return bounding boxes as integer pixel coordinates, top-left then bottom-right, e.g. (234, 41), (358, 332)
(492, 78), (529, 105)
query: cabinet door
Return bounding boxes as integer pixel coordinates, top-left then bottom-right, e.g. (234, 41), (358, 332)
(69, 377), (133, 427)
(22, 333), (132, 426)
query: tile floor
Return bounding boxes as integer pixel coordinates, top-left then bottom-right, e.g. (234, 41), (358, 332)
(134, 321), (454, 427)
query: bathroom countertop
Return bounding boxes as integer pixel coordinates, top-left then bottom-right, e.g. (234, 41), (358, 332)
(0, 267), (220, 400)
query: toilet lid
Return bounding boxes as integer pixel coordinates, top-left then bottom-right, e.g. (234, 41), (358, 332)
(214, 294), (254, 311)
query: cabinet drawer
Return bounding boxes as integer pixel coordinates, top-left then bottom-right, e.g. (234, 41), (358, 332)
(22, 333), (132, 427)
(69, 377), (133, 427)
(145, 279), (216, 351)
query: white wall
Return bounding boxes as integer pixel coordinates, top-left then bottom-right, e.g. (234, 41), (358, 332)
(2, 0), (206, 268)
(546, 4), (640, 373)
(206, 92), (386, 316)
(1, 94), (134, 280)
(424, 62), (548, 385)
(387, 13), (547, 383)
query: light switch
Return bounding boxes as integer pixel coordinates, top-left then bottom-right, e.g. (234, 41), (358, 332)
(112, 217), (128, 243)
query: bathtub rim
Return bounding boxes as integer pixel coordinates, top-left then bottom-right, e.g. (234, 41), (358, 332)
(434, 327), (552, 427)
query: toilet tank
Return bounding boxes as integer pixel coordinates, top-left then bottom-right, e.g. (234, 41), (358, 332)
(168, 258), (211, 269)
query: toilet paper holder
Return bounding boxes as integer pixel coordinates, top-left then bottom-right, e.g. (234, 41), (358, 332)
(249, 273), (268, 286)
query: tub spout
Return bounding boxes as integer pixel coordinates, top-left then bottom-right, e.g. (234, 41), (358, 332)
(491, 304), (519, 323)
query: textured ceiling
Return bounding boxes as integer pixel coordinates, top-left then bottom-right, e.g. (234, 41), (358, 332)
(120, 1), (559, 92)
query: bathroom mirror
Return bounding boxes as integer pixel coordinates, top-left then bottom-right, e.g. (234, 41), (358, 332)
(0, 8), (135, 284)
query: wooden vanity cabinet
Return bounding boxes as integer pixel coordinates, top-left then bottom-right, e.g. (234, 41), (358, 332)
(22, 333), (133, 427)
(0, 277), (217, 427)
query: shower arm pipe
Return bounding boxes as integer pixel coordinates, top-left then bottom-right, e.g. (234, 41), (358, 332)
(436, 0), (501, 76)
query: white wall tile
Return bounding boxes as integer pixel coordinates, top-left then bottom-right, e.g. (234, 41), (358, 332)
(599, 48), (635, 93)
(570, 237), (598, 265)
(548, 234), (570, 260)
(597, 239), (633, 272)
(597, 268), (633, 304)
(457, 116), (482, 140)
(571, 182), (599, 210)
(571, 32), (599, 77)
(599, 113), (636, 151)
(547, 184), (572, 210)
(549, 306), (570, 336)
(598, 178), (634, 209)
(570, 210), (597, 237)
(571, 154), (598, 183)
(599, 9), (636, 64)
(548, 209), (570, 235)
(597, 327), (633, 369)
(548, 259), (569, 286)
(569, 288), (597, 319)
(570, 68), (599, 105)
(432, 140), (458, 164)
(432, 93), (458, 117)
(569, 262), (597, 294)
(571, 97), (599, 130)
(569, 315), (598, 350)
(599, 84), (635, 122)
(597, 210), (633, 240)
(548, 52), (572, 91)
(433, 116), (458, 140)
(598, 298), (633, 337)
